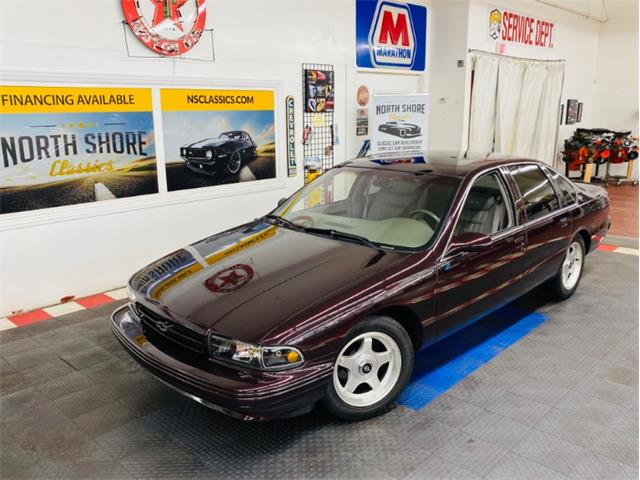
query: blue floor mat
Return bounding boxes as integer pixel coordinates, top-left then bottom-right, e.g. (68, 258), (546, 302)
(399, 304), (548, 410)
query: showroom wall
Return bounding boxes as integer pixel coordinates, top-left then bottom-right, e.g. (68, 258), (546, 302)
(590, 0), (639, 178)
(0, 0), (429, 315)
(1, 0), (637, 316)
(464, 0), (601, 169)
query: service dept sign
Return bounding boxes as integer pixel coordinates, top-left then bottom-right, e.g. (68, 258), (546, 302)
(488, 5), (555, 49)
(371, 94), (429, 155)
(356, 0), (427, 71)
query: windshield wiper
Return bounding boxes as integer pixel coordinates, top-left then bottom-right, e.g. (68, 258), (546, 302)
(304, 227), (379, 249)
(263, 214), (303, 231)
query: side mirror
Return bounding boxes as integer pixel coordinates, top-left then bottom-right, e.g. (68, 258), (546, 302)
(449, 232), (493, 255)
(277, 197), (288, 207)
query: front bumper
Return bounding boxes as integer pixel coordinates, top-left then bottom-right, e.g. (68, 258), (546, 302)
(183, 158), (220, 175)
(111, 305), (331, 420)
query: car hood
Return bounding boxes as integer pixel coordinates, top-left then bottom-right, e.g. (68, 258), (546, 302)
(187, 138), (230, 148)
(129, 221), (406, 344)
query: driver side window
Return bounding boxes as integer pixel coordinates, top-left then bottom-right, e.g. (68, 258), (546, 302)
(454, 172), (514, 237)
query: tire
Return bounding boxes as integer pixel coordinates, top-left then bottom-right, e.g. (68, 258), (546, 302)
(227, 151), (242, 176)
(551, 236), (585, 300)
(323, 316), (413, 421)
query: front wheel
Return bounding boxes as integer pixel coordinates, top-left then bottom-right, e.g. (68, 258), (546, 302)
(323, 316), (413, 421)
(551, 237), (585, 300)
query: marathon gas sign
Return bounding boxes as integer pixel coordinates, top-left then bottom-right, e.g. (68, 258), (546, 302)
(489, 6), (555, 49)
(356, 0), (427, 72)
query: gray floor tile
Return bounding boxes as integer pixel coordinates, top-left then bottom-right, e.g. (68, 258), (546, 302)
(508, 375), (572, 406)
(412, 394), (484, 429)
(554, 389), (622, 427)
(590, 427), (639, 470)
(460, 409), (532, 450)
(534, 408), (607, 449)
(405, 454), (483, 480)
(568, 451), (638, 480)
(485, 451), (567, 479)
(436, 432), (509, 477)
(485, 390), (552, 427)
(513, 429), (587, 475)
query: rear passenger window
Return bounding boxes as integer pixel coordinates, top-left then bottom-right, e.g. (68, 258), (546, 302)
(545, 168), (577, 206)
(509, 165), (560, 222)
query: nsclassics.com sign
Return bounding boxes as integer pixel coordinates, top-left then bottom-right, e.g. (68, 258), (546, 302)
(356, 0), (427, 72)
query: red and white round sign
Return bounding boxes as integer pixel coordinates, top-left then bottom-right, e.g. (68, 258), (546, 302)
(121, 0), (207, 57)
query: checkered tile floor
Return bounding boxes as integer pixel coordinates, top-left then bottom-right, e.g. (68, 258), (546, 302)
(0, 250), (637, 479)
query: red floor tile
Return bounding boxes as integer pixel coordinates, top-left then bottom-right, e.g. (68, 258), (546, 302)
(75, 293), (115, 309)
(597, 244), (618, 251)
(607, 185), (638, 238)
(9, 309), (52, 327)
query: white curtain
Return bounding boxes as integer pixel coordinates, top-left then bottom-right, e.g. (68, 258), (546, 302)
(468, 52), (565, 165)
(468, 54), (500, 151)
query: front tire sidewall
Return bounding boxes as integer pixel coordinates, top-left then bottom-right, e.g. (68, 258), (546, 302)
(324, 316), (413, 421)
(553, 236), (585, 300)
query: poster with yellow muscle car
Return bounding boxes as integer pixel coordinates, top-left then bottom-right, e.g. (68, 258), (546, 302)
(0, 86), (158, 214)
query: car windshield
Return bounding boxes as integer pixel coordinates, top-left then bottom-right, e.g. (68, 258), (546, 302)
(220, 132), (243, 140)
(273, 166), (460, 249)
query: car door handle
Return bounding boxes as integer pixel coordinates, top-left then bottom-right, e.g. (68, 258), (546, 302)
(558, 217), (569, 228)
(514, 235), (526, 250)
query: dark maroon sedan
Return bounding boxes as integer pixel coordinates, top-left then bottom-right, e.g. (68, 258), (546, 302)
(112, 152), (610, 421)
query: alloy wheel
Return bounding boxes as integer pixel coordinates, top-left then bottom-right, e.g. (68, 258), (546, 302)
(333, 331), (402, 407)
(228, 152), (241, 174)
(561, 241), (583, 290)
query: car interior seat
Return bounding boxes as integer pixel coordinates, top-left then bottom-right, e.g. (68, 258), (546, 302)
(454, 187), (508, 236)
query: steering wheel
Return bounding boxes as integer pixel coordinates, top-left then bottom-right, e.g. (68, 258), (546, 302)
(291, 215), (315, 228)
(408, 209), (440, 230)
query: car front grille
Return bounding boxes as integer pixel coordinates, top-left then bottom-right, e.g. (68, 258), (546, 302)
(134, 303), (206, 354)
(186, 148), (216, 162)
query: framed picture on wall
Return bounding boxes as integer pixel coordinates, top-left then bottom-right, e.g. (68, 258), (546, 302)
(577, 102), (583, 123)
(566, 99), (579, 125)
(560, 104), (564, 125)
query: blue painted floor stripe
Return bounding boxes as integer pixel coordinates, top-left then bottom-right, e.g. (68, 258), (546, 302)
(399, 305), (549, 410)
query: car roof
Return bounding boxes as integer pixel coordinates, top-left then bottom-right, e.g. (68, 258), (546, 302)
(339, 151), (543, 178)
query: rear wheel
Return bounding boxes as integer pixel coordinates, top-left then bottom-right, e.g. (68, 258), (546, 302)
(551, 237), (585, 300)
(324, 316), (413, 421)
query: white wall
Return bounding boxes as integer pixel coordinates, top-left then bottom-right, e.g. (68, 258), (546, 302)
(590, 0), (639, 178)
(464, 0), (602, 169)
(0, 0), (429, 315)
(1, 0), (636, 315)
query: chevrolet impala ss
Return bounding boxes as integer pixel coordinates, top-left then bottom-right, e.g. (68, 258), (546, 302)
(112, 152), (610, 421)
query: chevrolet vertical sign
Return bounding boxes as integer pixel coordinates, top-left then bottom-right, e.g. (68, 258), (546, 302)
(285, 95), (296, 177)
(356, 0), (427, 72)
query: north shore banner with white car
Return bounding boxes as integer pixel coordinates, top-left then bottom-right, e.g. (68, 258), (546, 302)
(0, 85), (158, 214)
(370, 94), (429, 154)
(160, 88), (276, 192)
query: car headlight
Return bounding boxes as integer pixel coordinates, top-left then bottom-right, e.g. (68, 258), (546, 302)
(205, 150), (213, 159)
(208, 334), (304, 370)
(180, 148), (186, 156)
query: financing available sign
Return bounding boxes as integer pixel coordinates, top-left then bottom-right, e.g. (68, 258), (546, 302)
(371, 94), (429, 154)
(356, 0), (427, 72)
(0, 85), (158, 214)
(488, 5), (555, 49)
